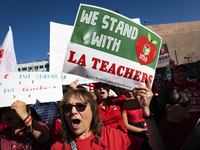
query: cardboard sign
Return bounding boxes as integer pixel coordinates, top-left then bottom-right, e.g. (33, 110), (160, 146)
(158, 43), (170, 64)
(62, 4), (162, 89)
(0, 72), (63, 107)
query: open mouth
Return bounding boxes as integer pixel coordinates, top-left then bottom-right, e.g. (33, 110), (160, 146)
(100, 91), (105, 96)
(72, 119), (81, 129)
(7, 116), (13, 122)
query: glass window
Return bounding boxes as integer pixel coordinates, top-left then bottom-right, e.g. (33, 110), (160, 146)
(22, 67), (27, 71)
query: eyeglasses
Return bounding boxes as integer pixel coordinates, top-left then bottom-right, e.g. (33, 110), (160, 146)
(169, 100), (190, 107)
(174, 69), (187, 73)
(61, 102), (88, 113)
(154, 78), (162, 81)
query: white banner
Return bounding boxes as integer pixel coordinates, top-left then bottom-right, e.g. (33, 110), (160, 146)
(0, 72), (63, 107)
(0, 26), (18, 72)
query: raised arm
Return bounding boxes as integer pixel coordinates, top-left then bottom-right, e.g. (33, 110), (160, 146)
(11, 100), (50, 144)
(133, 79), (165, 150)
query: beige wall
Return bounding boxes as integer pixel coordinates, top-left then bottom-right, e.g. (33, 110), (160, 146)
(146, 21), (200, 69)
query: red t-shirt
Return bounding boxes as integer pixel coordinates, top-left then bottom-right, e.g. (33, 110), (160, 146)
(123, 109), (145, 124)
(165, 81), (200, 123)
(50, 126), (144, 150)
(0, 120), (7, 132)
(51, 119), (61, 145)
(97, 96), (127, 132)
(152, 88), (161, 96)
(158, 118), (195, 150)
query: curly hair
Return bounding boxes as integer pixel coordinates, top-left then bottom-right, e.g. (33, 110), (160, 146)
(59, 88), (104, 150)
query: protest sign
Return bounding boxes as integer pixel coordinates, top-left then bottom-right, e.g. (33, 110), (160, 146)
(62, 4), (162, 89)
(50, 22), (73, 72)
(158, 44), (170, 64)
(0, 72), (63, 107)
(165, 65), (172, 81)
(50, 21), (96, 85)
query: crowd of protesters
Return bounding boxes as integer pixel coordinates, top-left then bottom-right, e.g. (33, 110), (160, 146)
(0, 59), (200, 150)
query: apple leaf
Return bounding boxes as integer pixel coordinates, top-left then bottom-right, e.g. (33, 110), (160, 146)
(148, 33), (151, 42)
(152, 40), (158, 45)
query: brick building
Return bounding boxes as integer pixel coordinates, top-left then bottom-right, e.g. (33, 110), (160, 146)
(146, 20), (200, 78)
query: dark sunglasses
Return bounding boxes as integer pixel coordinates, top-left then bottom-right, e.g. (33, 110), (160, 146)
(169, 100), (190, 107)
(174, 69), (187, 73)
(154, 78), (162, 81)
(61, 102), (88, 113)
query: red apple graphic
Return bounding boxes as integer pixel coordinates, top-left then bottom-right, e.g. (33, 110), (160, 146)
(160, 47), (167, 55)
(136, 33), (157, 65)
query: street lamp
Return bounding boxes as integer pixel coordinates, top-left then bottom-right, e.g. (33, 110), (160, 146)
(144, 20), (148, 26)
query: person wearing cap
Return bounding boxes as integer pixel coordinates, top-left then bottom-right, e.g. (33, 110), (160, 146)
(165, 63), (200, 124)
(152, 75), (164, 96)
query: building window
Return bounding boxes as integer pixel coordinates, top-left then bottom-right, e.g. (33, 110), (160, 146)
(22, 67), (27, 71)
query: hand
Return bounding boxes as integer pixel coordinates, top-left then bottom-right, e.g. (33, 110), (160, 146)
(169, 59), (175, 69)
(11, 100), (28, 121)
(70, 79), (80, 89)
(133, 79), (153, 115)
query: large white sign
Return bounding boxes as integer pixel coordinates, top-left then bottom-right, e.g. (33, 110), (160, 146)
(50, 21), (96, 85)
(50, 22), (73, 72)
(62, 4), (162, 90)
(0, 72), (63, 107)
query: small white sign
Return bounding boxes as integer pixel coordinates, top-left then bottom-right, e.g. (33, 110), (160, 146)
(0, 72), (63, 107)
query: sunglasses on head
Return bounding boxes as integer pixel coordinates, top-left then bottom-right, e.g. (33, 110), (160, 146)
(61, 102), (88, 113)
(174, 69), (187, 73)
(154, 78), (162, 81)
(169, 100), (190, 107)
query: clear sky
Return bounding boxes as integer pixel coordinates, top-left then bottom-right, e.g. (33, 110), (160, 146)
(0, 0), (199, 63)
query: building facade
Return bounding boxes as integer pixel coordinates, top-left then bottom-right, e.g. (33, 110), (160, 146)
(17, 58), (49, 72)
(146, 20), (200, 78)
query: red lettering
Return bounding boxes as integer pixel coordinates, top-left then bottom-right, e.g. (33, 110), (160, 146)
(77, 54), (86, 66)
(68, 51), (77, 63)
(91, 57), (101, 69)
(117, 65), (125, 76)
(107, 63), (116, 75)
(123, 67), (134, 79)
(148, 75), (153, 84)
(22, 85), (58, 92)
(132, 70), (141, 81)
(99, 60), (109, 72)
(140, 72), (147, 83)
(23, 88), (28, 91)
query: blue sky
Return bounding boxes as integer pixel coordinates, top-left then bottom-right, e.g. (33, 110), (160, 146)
(0, 0), (199, 63)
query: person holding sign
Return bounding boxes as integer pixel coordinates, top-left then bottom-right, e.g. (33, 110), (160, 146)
(0, 100), (50, 149)
(94, 79), (154, 133)
(51, 88), (164, 150)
